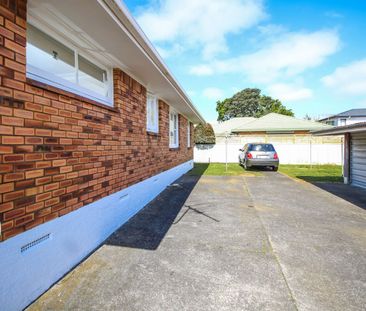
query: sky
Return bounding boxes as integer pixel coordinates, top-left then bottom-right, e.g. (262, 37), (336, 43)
(123, 0), (366, 123)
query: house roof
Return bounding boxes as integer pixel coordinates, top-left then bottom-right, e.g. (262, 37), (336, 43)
(319, 108), (366, 121)
(231, 113), (332, 133)
(28, 0), (205, 124)
(313, 122), (366, 136)
(212, 117), (256, 134)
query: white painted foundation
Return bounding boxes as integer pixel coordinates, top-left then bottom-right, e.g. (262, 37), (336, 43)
(0, 160), (193, 311)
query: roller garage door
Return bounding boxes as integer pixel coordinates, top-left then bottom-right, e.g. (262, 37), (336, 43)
(350, 133), (366, 189)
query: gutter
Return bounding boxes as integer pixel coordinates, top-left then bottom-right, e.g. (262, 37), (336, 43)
(313, 122), (366, 136)
(100, 0), (205, 124)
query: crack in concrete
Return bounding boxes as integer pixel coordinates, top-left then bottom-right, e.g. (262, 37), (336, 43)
(241, 176), (300, 311)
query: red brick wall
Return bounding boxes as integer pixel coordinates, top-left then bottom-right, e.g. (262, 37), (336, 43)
(0, 1), (194, 241)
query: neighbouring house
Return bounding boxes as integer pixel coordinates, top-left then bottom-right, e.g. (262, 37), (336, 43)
(211, 117), (255, 135)
(319, 108), (366, 126)
(195, 113), (342, 164)
(314, 123), (366, 189)
(0, 1), (204, 310)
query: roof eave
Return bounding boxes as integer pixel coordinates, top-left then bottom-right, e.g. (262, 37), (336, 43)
(313, 124), (366, 136)
(102, 0), (205, 124)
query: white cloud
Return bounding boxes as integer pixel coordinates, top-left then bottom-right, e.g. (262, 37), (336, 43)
(203, 87), (224, 100)
(136, 0), (266, 58)
(156, 43), (185, 59)
(325, 11), (343, 19)
(189, 30), (340, 83)
(189, 65), (214, 76)
(267, 83), (313, 102)
(257, 24), (286, 36)
(321, 59), (366, 96)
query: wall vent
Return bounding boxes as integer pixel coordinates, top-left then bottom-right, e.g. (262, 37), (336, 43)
(119, 194), (129, 202)
(21, 234), (50, 253)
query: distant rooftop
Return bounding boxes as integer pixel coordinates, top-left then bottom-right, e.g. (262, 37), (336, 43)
(212, 117), (255, 134)
(319, 108), (366, 121)
(212, 113), (331, 134)
(231, 113), (331, 133)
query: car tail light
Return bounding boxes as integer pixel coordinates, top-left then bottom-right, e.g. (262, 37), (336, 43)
(247, 152), (253, 159)
(273, 153), (278, 160)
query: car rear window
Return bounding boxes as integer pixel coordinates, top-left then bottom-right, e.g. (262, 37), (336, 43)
(248, 144), (275, 152)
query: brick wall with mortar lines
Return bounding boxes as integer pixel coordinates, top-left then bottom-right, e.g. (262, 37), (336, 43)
(0, 0), (194, 241)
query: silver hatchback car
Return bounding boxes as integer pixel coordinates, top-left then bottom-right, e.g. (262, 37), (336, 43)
(239, 143), (279, 171)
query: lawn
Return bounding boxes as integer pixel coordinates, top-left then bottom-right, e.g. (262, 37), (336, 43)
(279, 164), (343, 183)
(188, 163), (261, 176)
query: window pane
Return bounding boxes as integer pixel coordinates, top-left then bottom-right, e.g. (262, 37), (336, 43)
(78, 55), (108, 97)
(27, 24), (76, 83)
(249, 144), (275, 152)
(169, 110), (179, 147)
(187, 123), (190, 147)
(147, 95), (158, 132)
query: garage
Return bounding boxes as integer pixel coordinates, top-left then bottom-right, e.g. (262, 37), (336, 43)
(351, 133), (366, 188)
(314, 123), (366, 189)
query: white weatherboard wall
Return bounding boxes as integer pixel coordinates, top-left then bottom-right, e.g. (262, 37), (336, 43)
(0, 160), (193, 311)
(194, 143), (342, 164)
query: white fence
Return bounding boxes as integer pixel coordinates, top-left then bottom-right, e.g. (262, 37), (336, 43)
(194, 137), (343, 165)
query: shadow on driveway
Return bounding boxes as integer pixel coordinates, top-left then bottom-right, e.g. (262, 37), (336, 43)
(105, 168), (207, 250)
(312, 182), (366, 211)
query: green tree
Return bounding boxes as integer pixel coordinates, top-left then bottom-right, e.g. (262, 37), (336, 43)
(194, 123), (216, 144)
(216, 88), (293, 121)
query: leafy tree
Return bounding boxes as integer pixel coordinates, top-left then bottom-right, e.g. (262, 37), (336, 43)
(216, 88), (294, 121)
(194, 123), (216, 144)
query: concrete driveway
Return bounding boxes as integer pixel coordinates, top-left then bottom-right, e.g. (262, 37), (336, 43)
(28, 173), (366, 311)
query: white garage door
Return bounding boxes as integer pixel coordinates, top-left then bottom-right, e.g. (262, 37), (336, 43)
(351, 133), (366, 189)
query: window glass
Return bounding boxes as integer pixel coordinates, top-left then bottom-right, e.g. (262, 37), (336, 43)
(26, 24), (112, 105)
(248, 144), (275, 152)
(78, 54), (108, 97)
(146, 94), (158, 132)
(169, 110), (179, 148)
(27, 24), (76, 83)
(187, 122), (191, 147)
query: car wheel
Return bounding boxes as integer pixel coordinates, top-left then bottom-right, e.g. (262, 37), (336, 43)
(273, 166), (278, 172)
(244, 161), (248, 170)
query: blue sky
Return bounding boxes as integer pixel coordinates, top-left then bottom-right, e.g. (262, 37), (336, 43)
(124, 0), (366, 122)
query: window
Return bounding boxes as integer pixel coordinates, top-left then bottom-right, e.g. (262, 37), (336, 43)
(187, 122), (191, 148)
(26, 24), (112, 106)
(146, 94), (159, 133)
(248, 144), (275, 152)
(169, 109), (179, 148)
(339, 119), (347, 126)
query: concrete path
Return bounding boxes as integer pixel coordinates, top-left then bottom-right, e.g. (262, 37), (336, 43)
(28, 173), (366, 311)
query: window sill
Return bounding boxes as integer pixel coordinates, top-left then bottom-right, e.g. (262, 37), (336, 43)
(27, 78), (119, 113)
(169, 147), (180, 151)
(147, 131), (160, 137)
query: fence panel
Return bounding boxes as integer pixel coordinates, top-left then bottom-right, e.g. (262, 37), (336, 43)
(194, 139), (342, 165)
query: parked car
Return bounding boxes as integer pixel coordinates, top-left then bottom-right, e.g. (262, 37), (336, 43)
(239, 143), (279, 171)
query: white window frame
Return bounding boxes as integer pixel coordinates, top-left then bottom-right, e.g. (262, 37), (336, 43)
(146, 93), (159, 133)
(187, 121), (191, 148)
(339, 118), (347, 126)
(26, 23), (113, 107)
(169, 108), (179, 148)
